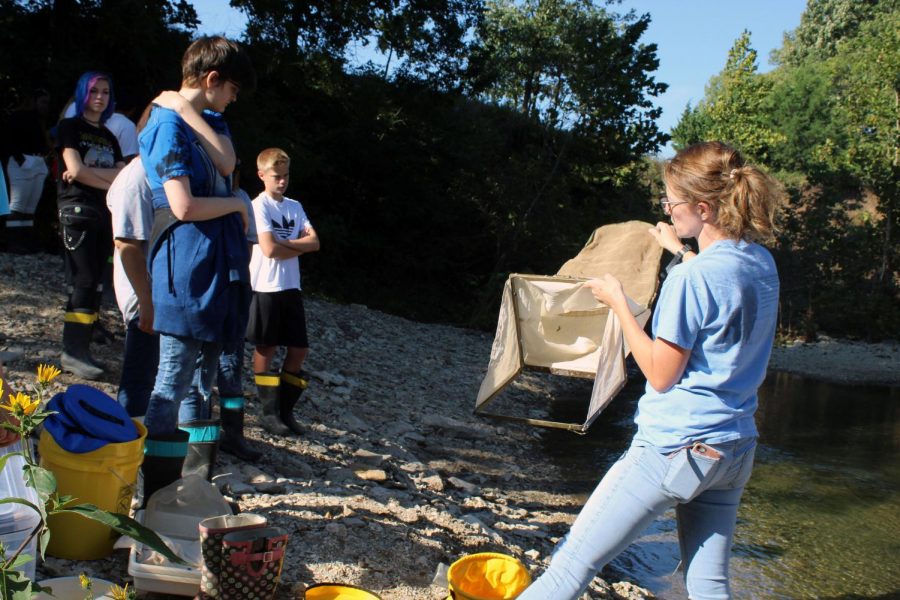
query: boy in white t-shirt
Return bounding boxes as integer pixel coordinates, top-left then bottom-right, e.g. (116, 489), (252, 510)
(248, 148), (320, 435)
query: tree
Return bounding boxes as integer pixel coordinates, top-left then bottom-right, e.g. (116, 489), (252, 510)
(821, 8), (899, 287)
(702, 31), (786, 163)
(772, 0), (887, 67)
(0, 0), (197, 110)
(230, 0), (483, 88)
(468, 0), (666, 147)
(670, 102), (712, 151)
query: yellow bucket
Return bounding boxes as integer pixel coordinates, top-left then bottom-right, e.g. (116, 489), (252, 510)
(305, 583), (383, 599)
(38, 419), (146, 559)
(447, 553), (531, 600)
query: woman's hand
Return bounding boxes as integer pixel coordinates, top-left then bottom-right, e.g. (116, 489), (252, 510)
(585, 274), (627, 311)
(648, 222), (685, 255)
(61, 170), (75, 184)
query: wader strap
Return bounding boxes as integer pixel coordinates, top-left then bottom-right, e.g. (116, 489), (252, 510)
(149, 207), (181, 294)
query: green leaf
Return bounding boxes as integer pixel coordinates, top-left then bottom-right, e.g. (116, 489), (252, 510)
(38, 527), (51, 560)
(60, 505), (188, 565)
(0, 451), (22, 475)
(0, 497), (42, 518)
(0, 568), (33, 600)
(6, 553), (33, 570)
(23, 464), (57, 497)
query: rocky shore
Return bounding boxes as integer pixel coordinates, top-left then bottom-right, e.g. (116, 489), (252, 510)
(1, 252), (896, 599)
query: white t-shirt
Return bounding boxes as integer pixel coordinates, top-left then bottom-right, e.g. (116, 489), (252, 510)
(64, 103), (139, 158)
(249, 193), (312, 292)
(106, 159), (153, 324)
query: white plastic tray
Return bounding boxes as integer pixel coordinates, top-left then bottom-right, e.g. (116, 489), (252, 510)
(127, 510), (201, 597)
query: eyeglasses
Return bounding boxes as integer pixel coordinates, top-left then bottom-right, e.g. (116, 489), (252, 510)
(659, 196), (689, 214)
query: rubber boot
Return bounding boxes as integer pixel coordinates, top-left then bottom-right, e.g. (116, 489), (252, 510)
(255, 373), (289, 436)
(278, 370), (309, 435)
(221, 526), (288, 599)
(180, 419), (221, 481)
(219, 397), (262, 462)
(60, 310), (104, 380)
(5, 212), (37, 254)
(199, 514), (267, 599)
(88, 310), (110, 371)
(141, 429), (189, 507)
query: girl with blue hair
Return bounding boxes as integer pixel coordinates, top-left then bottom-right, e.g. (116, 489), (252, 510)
(56, 71), (126, 379)
(72, 71), (117, 123)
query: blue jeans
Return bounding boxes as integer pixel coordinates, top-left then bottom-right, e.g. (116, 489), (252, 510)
(117, 317), (160, 418)
(144, 334), (222, 436)
(216, 341), (244, 399)
(518, 438), (757, 600)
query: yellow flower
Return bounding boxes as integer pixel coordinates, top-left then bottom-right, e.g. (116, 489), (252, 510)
(79, 572), (92, 591)
(37, 363), (62, 385)
(0, 392), (39, 417)
(108, 583), (133, 600)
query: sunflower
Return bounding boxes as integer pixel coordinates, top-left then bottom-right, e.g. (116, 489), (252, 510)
(0, 391), (39, 417)
(107, 583), (135, 600)
(79, 573), (92, 591)
(37, 363), (62, 385)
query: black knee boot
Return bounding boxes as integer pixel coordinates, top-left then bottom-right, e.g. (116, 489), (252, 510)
(278, 370), (309, 435)
(255, 372), (289, 436)
(179, 419), (221, 481)
(61, 309), (104, 380)
(219, 396), (262, 462)
(141, 429), (189, 507)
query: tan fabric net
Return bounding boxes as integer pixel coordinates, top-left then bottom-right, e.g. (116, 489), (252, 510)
(475, 221), (664, 432)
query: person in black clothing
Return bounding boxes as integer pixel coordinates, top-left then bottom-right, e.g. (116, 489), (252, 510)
(56, 72), (125, 379)
(3, 88), (51, 253)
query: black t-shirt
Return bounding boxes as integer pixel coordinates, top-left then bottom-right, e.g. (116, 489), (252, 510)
(56, 117), (123, 205)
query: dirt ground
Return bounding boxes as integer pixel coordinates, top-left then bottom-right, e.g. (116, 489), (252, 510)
(1, 251), (896, 599)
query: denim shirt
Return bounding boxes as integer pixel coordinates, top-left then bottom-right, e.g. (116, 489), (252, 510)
(138, 107), (249, 343)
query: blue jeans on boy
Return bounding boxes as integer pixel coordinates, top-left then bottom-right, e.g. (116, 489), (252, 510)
(518, 437), (757, 600)
(216, 341), (243, 400)
(144, 334), (222, 436)
(117, 317), (160, 418)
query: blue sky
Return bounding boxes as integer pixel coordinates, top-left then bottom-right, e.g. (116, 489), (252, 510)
(191, 0), (807, 155)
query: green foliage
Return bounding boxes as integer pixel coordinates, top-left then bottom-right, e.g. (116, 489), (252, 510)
(231, 0), (483, 88)
(469, 0), (666, 148)
(702, 31), (786, 163)
(61, 505), (186, 565)
(670, 102), (712, 151)
(0, 0), (194, 113)
(2, 0), (665, 329)
(671, 4), (899, 340)
(772, 0), (887, 67)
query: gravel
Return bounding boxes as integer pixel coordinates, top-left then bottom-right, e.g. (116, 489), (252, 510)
(2, 251), (895, 599)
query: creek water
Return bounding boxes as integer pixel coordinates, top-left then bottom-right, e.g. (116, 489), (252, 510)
(540, 371), (900, 599)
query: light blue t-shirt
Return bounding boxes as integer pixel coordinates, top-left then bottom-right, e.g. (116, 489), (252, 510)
(634, 239), (779, 452)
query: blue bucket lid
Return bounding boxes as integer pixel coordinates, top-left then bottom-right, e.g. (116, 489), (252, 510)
(43, 385), (138, 453)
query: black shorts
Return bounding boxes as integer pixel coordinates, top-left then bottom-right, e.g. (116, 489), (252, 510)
(246, 289), (309, 348)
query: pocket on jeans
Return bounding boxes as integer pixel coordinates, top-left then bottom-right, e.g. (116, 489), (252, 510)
(724, 443), (756, 489)
(662, 445), (722, 502)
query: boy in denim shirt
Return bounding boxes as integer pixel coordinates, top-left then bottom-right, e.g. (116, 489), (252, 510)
(138, 36), (256, 500)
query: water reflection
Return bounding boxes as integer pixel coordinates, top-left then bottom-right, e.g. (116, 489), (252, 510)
(539, 372), (900, 599)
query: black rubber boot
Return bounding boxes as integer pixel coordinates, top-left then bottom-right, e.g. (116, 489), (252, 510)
(141, 429), (189, 507)
(219, 398), (262, 462)
(4, 212), (38, 254)
(255, 372), (289, 436)
(179, 419), (221, 481)
(60, 310), (104, 380)
(278, 370), (309, 435)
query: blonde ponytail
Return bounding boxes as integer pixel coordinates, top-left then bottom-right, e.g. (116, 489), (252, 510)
(664, 142), (783, 245)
